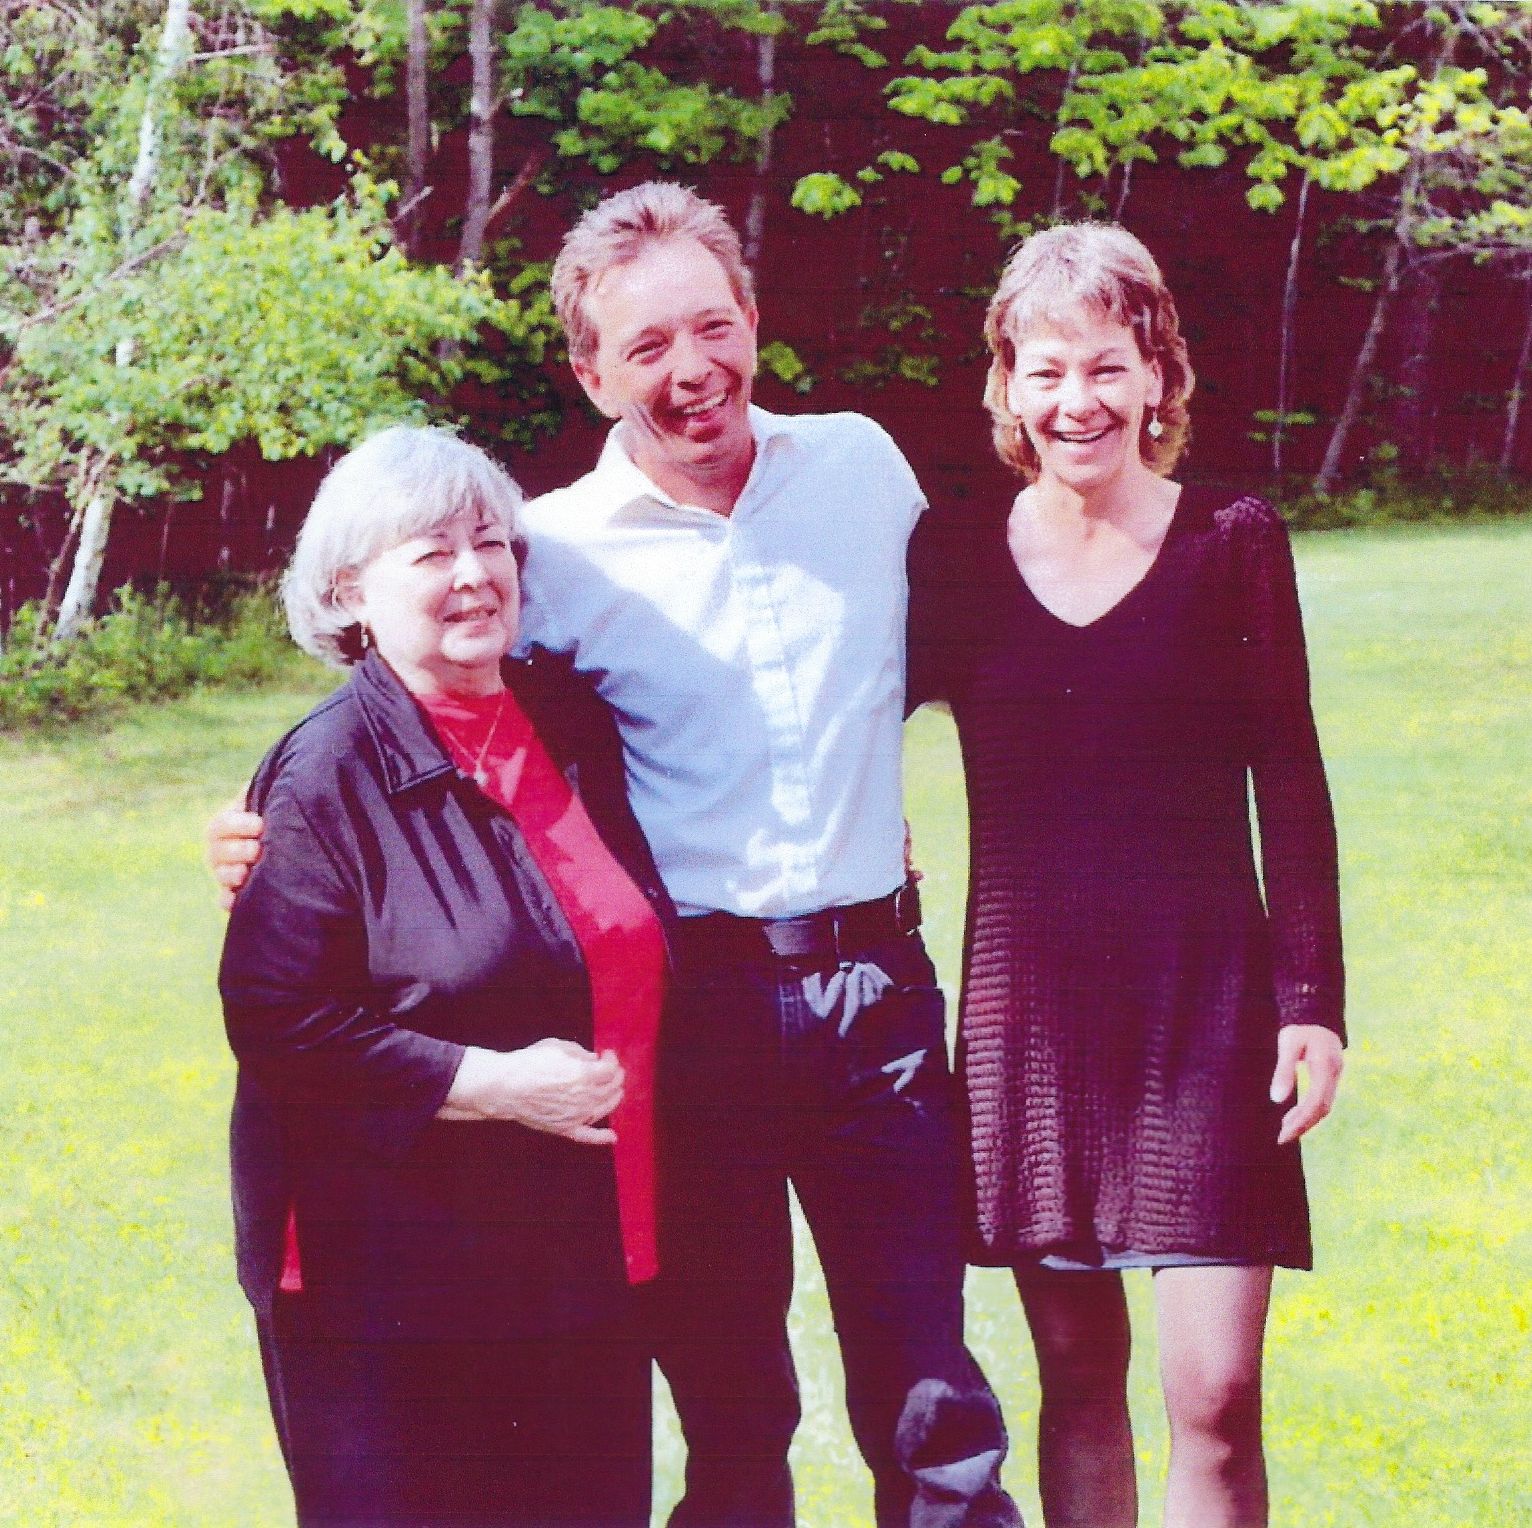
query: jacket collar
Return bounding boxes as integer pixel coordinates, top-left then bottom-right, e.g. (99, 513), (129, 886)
(351, 650), (551, 798)
(348, 651), (456, 796)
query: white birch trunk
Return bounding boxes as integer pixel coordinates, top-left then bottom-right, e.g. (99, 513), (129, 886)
(456, 0), (495, 271)
(51, 489), (115, 644)
(1499, 284), (1532, 473)
(54, 0), (193, 643)
(1273, 173), (1310, 480)
(124, 0), (193, 225)
(743, 7), (780, 271)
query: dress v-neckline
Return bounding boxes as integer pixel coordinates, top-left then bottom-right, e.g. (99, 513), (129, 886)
(1009, 485), (1188, 632)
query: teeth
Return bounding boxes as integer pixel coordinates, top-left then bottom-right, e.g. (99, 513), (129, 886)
(680, 392), (727, 417)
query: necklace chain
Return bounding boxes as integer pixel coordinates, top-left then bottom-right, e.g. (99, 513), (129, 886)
(433, 690), (509, 788)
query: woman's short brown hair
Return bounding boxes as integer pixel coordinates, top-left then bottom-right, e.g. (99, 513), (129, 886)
(983, 222), (1194, 480)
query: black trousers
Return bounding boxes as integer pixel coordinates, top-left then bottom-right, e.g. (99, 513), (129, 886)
(255, 1296), (651, 1527)
(646, 930), (1019, 1528)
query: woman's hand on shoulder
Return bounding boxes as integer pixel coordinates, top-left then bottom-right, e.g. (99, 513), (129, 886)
(1270, 1025), (1344, 1145)
(438, 1039), (624, 1145)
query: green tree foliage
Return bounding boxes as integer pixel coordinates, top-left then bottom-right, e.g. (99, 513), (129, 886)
(0, 1), (533, 641)
(3, 0), (1529, 650)
(787, 0), (1530, 483)
(4, 180), (522, 498)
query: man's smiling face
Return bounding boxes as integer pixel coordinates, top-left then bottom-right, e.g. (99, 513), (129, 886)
(572, 235), (759, 501)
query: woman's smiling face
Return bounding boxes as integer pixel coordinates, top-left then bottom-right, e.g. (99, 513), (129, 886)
(339, 509), (519, 698)
(1005, 305), (1163, 498)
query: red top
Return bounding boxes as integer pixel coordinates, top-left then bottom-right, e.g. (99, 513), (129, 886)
(417, 685), (665, 1284)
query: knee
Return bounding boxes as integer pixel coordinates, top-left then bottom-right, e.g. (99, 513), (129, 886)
(1029, 1318), (1131, 1402)
(1165, 1365), (1262, 1451)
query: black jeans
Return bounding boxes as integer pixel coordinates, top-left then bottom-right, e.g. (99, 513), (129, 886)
(648, 929), (1019, 1528)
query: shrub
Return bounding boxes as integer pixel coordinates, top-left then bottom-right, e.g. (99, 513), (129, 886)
(1283, 462), (1532, 532)
(0, 581), (312, 730)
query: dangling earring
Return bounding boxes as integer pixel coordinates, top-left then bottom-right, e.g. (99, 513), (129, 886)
(1145, 406), (1165, 441)
(359, 625), (372, 651)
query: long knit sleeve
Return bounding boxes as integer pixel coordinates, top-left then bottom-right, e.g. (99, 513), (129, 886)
(1231, 498), (1346, 1040)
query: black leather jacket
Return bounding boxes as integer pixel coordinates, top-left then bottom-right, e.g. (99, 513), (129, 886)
(219, 649), (671, 1340)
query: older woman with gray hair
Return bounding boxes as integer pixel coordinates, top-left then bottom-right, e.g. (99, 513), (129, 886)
(219, 425), (667, 1525)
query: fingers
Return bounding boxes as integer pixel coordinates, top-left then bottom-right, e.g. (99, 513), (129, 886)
(1269, 1031), (1299, 1105)
(484, 1041), (625, 1137)
(206, 806), (263, 909)
(208, 823), (262, 869)
(1278, 1089), (1330, 1146)
(903, 820), (924, 883)
(559, 1124), (619, 1147)
(576, 1064), (625, 1120)
(1274, 1027), (1344, 1145)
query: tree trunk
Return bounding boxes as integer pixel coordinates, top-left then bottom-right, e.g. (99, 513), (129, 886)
(1313, 238), (1404, 495)
(55, 0), (193, 642)
(1500, 281), (1532, 472)
(1390, 256), (1442, 470)
(1272, 172), (1310, 480)
(52, 487), (114, 644)
(1112, 158), (1133, 219)
(1051, 62), (1079, 215)
(398, 0), (431, 256)
(37, 501), (85, 637)
(1313, 16), (1455, 496)
(123, 0), (193, 227)
(456, 0), (495, 272)
(743, 5), (781, 270)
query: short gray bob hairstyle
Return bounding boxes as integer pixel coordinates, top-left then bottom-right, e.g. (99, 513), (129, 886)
(983, 222), (1194, 480)
(282, 425), (526, 668)
(551, 180), (755, 363)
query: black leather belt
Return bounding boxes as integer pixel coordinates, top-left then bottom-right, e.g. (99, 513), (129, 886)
(675, 882), (922, 967)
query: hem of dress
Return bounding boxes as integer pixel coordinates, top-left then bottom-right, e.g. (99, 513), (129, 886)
(966, 1233), (1313, 1274)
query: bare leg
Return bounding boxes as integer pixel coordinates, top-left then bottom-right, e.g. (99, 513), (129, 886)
(1014, 1265), (1137, 1528)
(1154, 1265), (1273, 1528)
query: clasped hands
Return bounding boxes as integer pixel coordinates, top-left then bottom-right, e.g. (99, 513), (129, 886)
(439, 1039), (625, 1146)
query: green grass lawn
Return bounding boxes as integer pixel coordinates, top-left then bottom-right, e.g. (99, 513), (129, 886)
(2, 519), (1528, 1524)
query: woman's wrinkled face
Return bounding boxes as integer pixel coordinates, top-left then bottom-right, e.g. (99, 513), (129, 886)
(1005, 304), (1162, 495)
(339, 509), (519, 697)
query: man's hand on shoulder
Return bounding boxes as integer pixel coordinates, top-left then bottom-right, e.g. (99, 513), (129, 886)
(206, 795), (264, 910)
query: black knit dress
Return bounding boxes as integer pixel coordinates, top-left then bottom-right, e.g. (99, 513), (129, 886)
(908, 487), (1344, 1270)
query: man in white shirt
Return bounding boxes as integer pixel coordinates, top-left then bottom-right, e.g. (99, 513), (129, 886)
(534, 183), (1016, 1528)
(211, 182), (1017, 1528)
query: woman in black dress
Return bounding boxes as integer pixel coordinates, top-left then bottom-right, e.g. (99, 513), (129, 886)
(909, 224), (1345, 1527)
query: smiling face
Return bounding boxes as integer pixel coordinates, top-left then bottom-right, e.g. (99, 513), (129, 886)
(1004, 306), (1163, 500)
(338, 510), (519, 698)
(571, 236), (759, 509)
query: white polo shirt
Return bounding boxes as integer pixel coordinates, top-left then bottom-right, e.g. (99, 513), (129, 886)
(517, 405), (925, 918)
